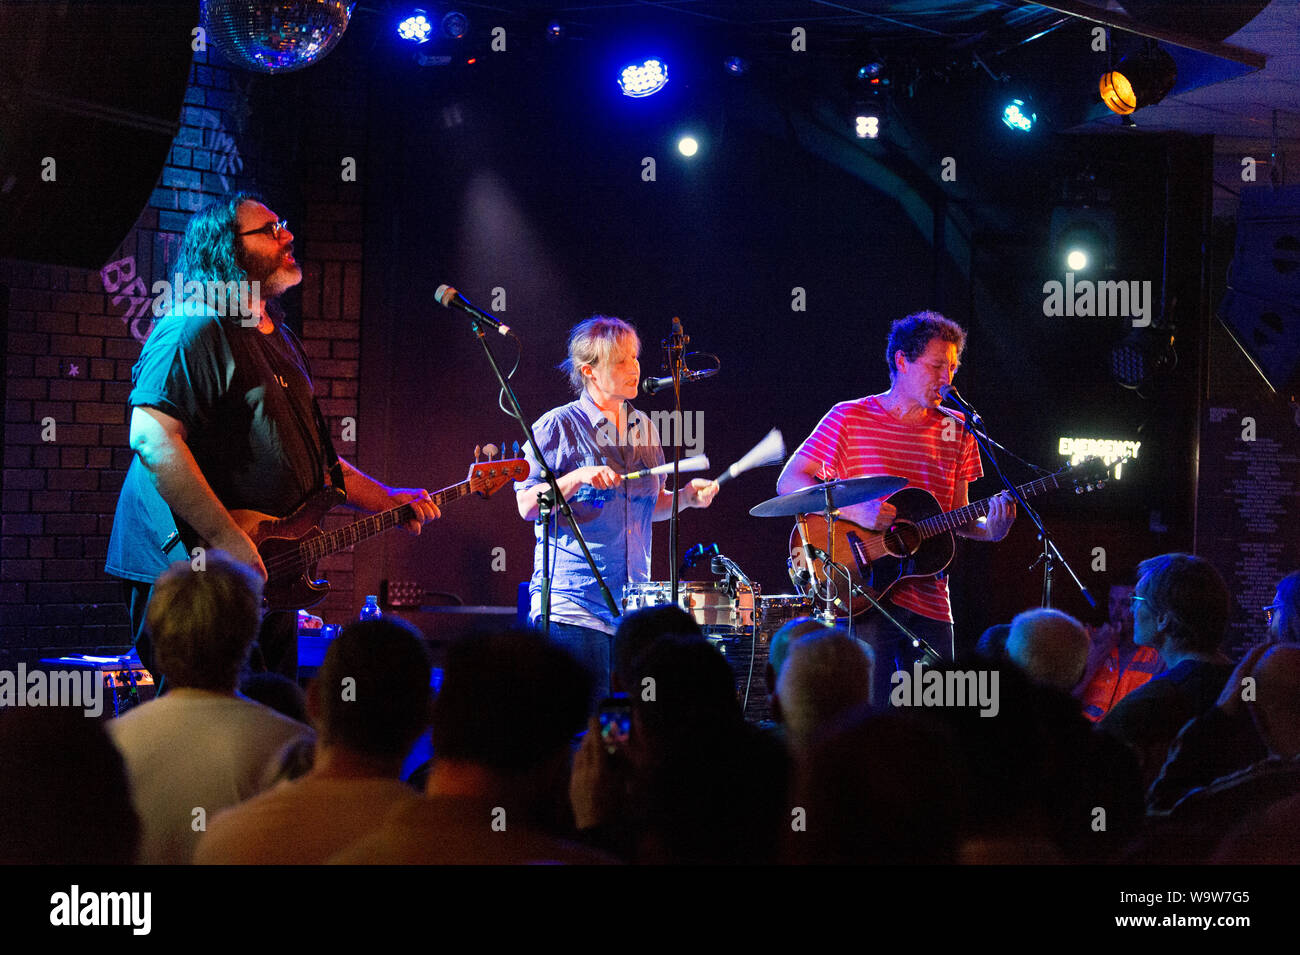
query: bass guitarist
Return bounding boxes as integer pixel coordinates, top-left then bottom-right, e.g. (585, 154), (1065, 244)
(106, 194), (440, 679)
(776, 311), (1015, 700)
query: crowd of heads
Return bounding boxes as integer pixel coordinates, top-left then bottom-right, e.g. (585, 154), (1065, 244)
(3, 550), (1299, 864)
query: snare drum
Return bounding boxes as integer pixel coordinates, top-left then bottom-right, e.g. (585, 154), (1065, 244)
(622, 581), (757, 631)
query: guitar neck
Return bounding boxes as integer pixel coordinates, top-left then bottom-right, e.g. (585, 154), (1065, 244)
(915, 473), (1069, 539)
(305, 480), (472, 561)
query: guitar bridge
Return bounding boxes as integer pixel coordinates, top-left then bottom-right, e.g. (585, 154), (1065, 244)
(844, 531), (874, 588)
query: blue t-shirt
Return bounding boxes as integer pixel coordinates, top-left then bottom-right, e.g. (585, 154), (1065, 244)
(516, 391), (666, 633)
(106, 310), (329, 583)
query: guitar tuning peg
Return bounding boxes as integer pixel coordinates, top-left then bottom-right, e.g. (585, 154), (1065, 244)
(474, 444), (481, 463)
(513, 441), (520, 458)
(483, 443), (499, 461)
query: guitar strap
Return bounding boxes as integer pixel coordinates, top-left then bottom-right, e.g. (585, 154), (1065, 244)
(311, 399), (348, 498)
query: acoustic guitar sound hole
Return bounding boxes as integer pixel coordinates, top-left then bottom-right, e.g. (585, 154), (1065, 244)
(882, 521), (921, 558)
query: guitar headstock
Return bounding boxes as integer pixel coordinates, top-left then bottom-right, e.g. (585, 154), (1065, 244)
(1064, 457), (1114, 494)
(468, 458), (529, 497)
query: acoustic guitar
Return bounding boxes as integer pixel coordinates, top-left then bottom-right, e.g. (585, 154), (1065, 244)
(789, 459), (1110, 617)
(224, 458), (526, 612)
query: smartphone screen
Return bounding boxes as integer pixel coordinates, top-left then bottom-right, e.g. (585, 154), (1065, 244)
(597, 696), (631, 754)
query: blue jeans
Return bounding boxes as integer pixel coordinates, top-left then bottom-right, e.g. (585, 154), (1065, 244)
(852, 605), (954, 708)
(537, 620), (613, 714)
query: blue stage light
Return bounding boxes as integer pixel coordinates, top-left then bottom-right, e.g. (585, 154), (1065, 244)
(397, 12), (432, 44)
(677, 136), (699, 157)
(1002, 98), (1036, 132)
(619, 58), (669, 98)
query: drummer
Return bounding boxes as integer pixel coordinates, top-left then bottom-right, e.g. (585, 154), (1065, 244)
(515, 315), (719, 707)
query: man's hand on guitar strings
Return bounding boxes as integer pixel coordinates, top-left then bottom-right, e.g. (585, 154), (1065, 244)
(859, 498), (897, 532)
(983, 491), (1017, 541)
(390, 487), (441, 534)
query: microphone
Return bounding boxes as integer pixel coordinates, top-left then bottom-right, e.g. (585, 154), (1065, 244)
(434, 285), (511, 336)
(642, 367), (718, 395)
(711, 552), (751, 587)
(938, 384), (981, 425)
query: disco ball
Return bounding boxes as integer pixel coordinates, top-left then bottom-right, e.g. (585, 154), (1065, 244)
(202, 1), (357, 74)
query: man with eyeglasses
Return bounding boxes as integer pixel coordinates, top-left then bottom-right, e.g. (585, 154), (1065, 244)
(1148, 569), (1300, 811)
(107, 193), (440, 679)
(1097, 553), (1234, 790)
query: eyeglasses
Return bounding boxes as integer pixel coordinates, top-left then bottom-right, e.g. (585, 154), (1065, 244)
(1129, 594), (1149, 608)
(1265, 604), (1282, 625)
(237, 219), (288, 240)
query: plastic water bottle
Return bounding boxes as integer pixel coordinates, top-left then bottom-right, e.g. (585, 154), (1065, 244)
(359, 595), (382, 622)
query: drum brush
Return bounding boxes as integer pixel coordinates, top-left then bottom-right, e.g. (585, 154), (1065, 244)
(622, 454), (710, 479)
(714, 428), (785, 486)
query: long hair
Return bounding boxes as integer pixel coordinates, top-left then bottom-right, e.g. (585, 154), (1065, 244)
(175, 191), (263, 285)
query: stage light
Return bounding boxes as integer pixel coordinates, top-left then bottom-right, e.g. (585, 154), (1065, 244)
(1002, 98), (1036, 132)
(677, 136), (699, 157)
(546, 20), (564, 42)
(855, 113), (880, 140)
(441, 11), (468, 39)
(723, 56), (748, 76)
(1051, 212), (1112, 274)
(1099, 45), (1176, 115)
(857, 62), (885, 82)
(1110, 325), (1176, 391)
(619, 59), (669, 98)
(397, 10), (432, 44)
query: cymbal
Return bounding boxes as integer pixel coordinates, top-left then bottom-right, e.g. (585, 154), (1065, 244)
(748, 475), (908, 518)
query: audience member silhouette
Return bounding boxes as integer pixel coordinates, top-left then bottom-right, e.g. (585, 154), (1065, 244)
(1149, 569), (1300, 810)
(1006, 607), (1090, 692)
(107, 552), (313, 863)
(0, 707), (140, 864)
(331, 629), (609, 864)
(196, 618), (431, 864)
(1098, 553), (1233, 788)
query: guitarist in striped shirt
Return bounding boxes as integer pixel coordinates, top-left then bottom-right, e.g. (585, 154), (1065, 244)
(776, 311), (1016, 703)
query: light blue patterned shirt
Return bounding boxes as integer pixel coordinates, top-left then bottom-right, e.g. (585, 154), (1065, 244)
(516, 390), (666, 633)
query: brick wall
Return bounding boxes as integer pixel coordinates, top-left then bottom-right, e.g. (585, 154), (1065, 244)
(294, 73), (368, 623)
(1, 40), (367, 660)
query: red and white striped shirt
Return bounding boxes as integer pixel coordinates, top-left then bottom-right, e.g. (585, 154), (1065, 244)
(796, 395), (983, 622)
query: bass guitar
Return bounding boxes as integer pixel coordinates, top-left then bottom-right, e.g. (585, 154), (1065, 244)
(224, 458), (526, 612)
(789, 459), (1110, 617)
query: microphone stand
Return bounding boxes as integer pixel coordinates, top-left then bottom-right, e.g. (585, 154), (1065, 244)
(461, 312), (620, 635)
(945, 399), (1095, 613)
(667, 317), (686, 605)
